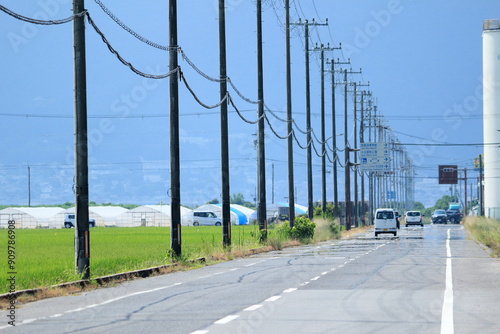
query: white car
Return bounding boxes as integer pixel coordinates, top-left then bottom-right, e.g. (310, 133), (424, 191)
(192, 212), (222, 226)
(405, 211), (423, 227)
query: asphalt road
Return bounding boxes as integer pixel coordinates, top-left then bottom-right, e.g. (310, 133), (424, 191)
(1, 224), (499, 333)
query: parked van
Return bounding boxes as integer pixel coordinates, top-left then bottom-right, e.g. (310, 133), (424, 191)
(192, 212), (222, 226)
(374, 208), (397, 237)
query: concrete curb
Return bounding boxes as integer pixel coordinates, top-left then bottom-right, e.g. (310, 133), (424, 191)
(1, 235), (352, 304)
(0, 257), (205, 302)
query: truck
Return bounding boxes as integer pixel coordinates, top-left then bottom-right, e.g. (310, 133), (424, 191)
(446, 203), (462, 224)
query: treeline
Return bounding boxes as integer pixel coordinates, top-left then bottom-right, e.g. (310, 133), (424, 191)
(0, 202), (140, 210)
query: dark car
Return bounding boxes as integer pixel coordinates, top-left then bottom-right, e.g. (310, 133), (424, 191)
(446, 209), (462, 224)
(431, 210), (447, 224)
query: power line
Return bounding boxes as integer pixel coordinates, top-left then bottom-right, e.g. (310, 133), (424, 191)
(0, 4), (86, 25)
(92, 0), (169, 51)
(396, 143), (498, 147)
(86, 13), (178, 79)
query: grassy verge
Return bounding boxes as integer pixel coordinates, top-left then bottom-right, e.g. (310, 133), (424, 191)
(464, 216), (500, 257)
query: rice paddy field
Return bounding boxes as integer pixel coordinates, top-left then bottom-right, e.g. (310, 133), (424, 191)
(0, 225), (263, 294)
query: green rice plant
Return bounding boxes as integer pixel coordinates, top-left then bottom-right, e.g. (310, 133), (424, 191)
(0, 225), (265, 293)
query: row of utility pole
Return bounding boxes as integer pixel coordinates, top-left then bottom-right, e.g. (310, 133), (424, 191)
(72, 0), (273, 277)
(71, 0), (415, 278)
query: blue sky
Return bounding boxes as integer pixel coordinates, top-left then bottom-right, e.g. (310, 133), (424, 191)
(0, 0), (496, 208)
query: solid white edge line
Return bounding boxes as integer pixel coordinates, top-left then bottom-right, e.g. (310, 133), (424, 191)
(441, 228), (454, 334)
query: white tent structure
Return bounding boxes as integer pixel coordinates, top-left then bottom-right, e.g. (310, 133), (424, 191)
(0, 207), (66, 229)
(118, 205), (193, 227)
(65, 206), (129, 227)
(118, 205), (169, 227)
(154, 205), (192, 226)
(0, 205), (195, 229)
(229, 204), (256, 224)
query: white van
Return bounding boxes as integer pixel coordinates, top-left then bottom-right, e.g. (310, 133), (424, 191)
(374, 208), (397, 237)
(192, 212), (222, 226)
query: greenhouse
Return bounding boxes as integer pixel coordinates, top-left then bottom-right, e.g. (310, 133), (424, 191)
(0, 207), (65, 229)
(119, 205), (193, 227)
(0, 204), (254, 228)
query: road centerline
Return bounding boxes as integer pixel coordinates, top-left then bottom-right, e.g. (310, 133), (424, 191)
(441, 228), (454, 334)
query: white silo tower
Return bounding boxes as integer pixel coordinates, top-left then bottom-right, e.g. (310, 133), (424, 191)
(483, 19), (500, 218)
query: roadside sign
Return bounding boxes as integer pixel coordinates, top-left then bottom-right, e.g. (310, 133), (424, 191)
(360, 142), (390, 157)
(387, 191), (396, 200)
(360, 142), (391, 171)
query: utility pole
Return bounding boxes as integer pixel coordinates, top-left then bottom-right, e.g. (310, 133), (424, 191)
(458, 168), (468, 216)
(343, 68), (361, 230)
(285, 0), (295, 227)
(27, 165), (31, 207)
(326, 58), (350, 211)
(364, 97), (376, 224)
(272, 163), (275, 204)
(311, 43), (339, 215)
(479, 154), (484, 216)
(464, 168), (467, 215)
(256, 0), (267, 239)
(169, 0), (182, 257)
(73, 0), (90, 279)
(353, 82), (369, 227)
(352, 82), (358, 228)
(291, 18), (328, 220)
(219, 0), (231, 247)
(360, 90), (372, 224)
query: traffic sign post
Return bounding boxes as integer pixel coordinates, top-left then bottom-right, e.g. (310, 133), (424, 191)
(360, 142), (391, 172)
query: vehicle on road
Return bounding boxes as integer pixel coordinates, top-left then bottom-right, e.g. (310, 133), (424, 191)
(446, 209), (462, 224)
(431, 210), (448, 224)
(192, 211), (222, 226)
(374, 208), (397, 237)
(277, 206), (289, 221)
(64, 214), (96, 228)
(405, 211), (423, 227)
